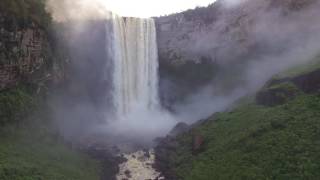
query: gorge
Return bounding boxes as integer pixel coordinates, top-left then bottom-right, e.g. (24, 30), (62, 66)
(1, 0), (320, 180)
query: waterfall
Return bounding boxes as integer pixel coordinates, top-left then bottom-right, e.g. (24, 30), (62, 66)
(110, 15), (160, 118)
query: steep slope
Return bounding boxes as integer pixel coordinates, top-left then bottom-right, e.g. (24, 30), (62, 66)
(156, 0), (317, 65)
(0, 1), (102, 179)
(0, 85), (101, 180)
(155, 57), (320, 180)
(156, 0), (320, 107)
(0, 0), (64, 90)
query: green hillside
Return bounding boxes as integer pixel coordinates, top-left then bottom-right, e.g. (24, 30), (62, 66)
(0, 86), (101, 180)
(156, 57), (320, 180)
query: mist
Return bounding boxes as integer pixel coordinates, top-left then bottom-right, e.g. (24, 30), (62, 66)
(46, 1), (178, 145)
(46, 0), (320, 148)
(46, 0), (111, 22)
(163, 0), (320, 122)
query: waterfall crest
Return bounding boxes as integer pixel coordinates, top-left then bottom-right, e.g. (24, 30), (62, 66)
(111, 15), (160, 118)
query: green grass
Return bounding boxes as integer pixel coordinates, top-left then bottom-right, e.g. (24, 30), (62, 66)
(0, 86), (101, 180)
(0, 125), (101, 180)
(167, 94), (320, 180)
(0, 86), (36, 125)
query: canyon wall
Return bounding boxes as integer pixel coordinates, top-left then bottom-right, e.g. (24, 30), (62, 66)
(156, 0), (316, 65)
(0, 0), (63, 91)
(155, 0), (319, 108)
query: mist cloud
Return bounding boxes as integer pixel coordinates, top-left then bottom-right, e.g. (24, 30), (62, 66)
(46, 0), (111, 22)
(161, 0), (320, 122)
(48, 0), (320, 147)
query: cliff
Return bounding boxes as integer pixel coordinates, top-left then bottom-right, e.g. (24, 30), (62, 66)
(156, 0), (316, 64)
(0, 0), (61, 90)
(156, 0), (319, 107)
(0, 1), (102, 179)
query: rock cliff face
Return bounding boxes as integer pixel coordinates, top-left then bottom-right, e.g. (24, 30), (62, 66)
(156, 0), (316, 65)
(0, 0), (58, 90)
(0, 14), (47, 89)
(155, 0), (319, 107)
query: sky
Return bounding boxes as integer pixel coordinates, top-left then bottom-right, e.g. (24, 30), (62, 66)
(100, 0), (216, 17)
(46, 0), (217, 22)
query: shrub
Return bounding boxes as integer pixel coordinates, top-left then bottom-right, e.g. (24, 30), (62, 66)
(0, 86), (35, 125)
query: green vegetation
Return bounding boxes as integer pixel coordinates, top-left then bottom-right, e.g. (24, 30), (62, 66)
(0, 86), (35, 125)
(162, 60), (320, 180)
(0, 86), (101, 180)
(0, 1), (100, 178)
(0, 0), (51, 28)
(0, 125), (100, 180)
(167, 93), (320, 180)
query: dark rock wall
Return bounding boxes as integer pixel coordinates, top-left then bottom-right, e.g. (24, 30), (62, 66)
(0, 0), (60, 91)
(257, 69), (320, 106)
(0, 13), (48, 89)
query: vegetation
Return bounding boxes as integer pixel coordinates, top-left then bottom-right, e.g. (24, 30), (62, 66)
(0, 86), (101, 180)
(0, 86), (35, 125)
(0, 125), (100, 180)
(0, 0), (100, 178)
(160, 62), (320, 179)
(165, 93), (320, 180)
(0, 0), (51, 28)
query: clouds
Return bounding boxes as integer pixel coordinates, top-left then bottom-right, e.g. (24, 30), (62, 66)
(221, 0), (248, 8)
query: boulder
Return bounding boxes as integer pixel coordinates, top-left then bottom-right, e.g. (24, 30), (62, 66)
(256, 82), (300, 106)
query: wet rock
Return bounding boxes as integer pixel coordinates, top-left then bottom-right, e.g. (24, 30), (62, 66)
(117, 150), (161, 180)
(124, 170), (132, 178)
(143, 149), (151, 158)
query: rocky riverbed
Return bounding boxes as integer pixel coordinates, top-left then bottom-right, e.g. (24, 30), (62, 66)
(116, 150), (164, 180)
(79, 133), (166, 180)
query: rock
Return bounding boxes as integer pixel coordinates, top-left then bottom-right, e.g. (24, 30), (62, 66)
(256, 82), (300, 106)
(256, 69), (320, 106)
(0, 12), (49, 90)
(124, 170), (132, 178)
(192, 133), (205, 155)
(168, 122), (190, 137)
(117, 150), (161, 180)
(292, 69), (320, 94)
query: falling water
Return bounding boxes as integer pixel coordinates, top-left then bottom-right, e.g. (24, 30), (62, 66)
(107, 15), (174, 180)
(111, 15), (160, 118)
